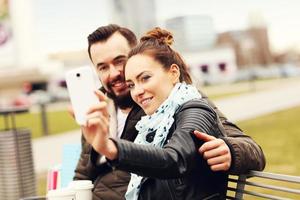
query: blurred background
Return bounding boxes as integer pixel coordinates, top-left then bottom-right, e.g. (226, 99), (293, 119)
(0, 0), (300, 197)
(1, 0), (300, 105)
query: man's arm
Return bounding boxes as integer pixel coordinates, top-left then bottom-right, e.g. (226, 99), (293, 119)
(198, 91), (266, 174)
(73, 135), (99, 181)
(220, 120), (265, 174)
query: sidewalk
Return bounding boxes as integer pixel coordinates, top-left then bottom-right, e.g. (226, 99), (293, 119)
(214, 78), (300, 122)
(32, 129), (81, 173)
(32, 79), (300, 173)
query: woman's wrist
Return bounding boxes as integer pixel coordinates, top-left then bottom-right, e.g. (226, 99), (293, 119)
(102, 139), (118, 160)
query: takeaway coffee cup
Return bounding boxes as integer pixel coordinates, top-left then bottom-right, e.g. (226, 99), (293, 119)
(68, 180), (93, 200)
(47, 188), (76, 200)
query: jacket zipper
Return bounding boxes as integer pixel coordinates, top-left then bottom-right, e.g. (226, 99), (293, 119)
(93, 175), (101, 192)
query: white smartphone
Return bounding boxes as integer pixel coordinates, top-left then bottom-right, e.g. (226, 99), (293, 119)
(65, 66), (100, 125)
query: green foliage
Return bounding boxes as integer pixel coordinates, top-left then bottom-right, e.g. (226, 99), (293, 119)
(208, 90), (251, 100)
(238, 106), (300, 175)
(0, 110), (79, 138)
(37, 173), (47, 196)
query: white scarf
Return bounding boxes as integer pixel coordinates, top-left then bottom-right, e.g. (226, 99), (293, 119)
(125, 82), (202, 200)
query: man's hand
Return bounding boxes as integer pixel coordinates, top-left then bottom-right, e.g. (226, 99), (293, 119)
(82, 90), (117, 160)
(193, 130), (232, 171)
(67, 105), (75, 118)
(67, 91), (117, 160)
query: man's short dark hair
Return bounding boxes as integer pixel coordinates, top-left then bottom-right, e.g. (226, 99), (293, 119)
(87, 24), (137, 61)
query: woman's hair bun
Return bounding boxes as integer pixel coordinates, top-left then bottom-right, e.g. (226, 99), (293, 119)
(140, 27), (174, 46)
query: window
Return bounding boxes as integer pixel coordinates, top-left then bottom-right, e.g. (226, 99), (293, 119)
(59, 80), (67, 88)
(200, 64), (209, 73)
(218, 62), (227, 72)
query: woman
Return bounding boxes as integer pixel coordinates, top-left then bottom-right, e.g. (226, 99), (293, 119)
(84, 27), (227, 200)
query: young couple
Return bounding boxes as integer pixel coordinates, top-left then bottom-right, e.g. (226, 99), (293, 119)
(73, 24), (265, 200)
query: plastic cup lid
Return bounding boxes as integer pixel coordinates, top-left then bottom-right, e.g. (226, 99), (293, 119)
(68, 180), (94, 190)
(47, 188), (76, 197)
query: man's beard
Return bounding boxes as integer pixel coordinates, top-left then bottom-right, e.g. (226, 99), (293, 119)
(106, 89), (135, 109)
(103, 75), (135, 109)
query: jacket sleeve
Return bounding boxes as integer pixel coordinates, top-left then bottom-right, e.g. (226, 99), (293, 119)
(110, 101), (221, 179)
(73, 134), (100, 181)
(200, 91), (266, 174)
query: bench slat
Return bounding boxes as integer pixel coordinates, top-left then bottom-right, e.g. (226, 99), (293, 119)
(228, 178), (300, 194)
(233, 188), (292, 200)
(227, 171), (300, 199)
(249, 171), (300, 183)
(226, 195), (240, 200)
(244, 180), (300, 194)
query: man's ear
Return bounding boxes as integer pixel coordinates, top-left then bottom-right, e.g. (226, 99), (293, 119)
(169, 64), (180, 84)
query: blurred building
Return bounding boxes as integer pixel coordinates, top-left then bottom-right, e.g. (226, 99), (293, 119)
(217, 27), (273, 68)
(8, 0), (41, 68)
(48, 50), (90, 69)
(0, 0), (13, 68)
(164, 15), (236, 85)
(165, 15), (217, 52)
(110, 0), (157, 37)
(0, 67), (48, 105)
(183, 46), (237, 85)
(273, 50), (300, 65)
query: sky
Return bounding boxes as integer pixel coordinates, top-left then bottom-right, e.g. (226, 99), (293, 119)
(32, 0), (109, 53)
(156, 0), (300, 53)
(2, 0), (300, 58)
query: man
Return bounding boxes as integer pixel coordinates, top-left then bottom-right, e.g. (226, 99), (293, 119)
(73, 24), (265, 200)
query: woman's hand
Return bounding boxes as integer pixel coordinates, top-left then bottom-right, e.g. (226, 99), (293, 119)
(82, 90), (118, 160)
(193, 130), (232, 171)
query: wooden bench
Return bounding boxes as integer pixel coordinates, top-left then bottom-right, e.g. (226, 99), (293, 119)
(227, 170), (300, 199)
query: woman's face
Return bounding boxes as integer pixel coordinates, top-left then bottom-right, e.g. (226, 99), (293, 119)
(125, 54), (179, 115)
